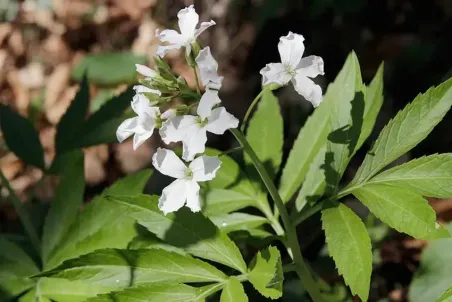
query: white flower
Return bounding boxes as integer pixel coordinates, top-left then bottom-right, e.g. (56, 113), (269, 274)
(136, 64), (158, 81)
(133, 85), (161, 97)
(260, 32), (325, 107)
(155, 5), (215, 58)
(196, 47), (223, 90)
(152, 148), (221, 214)
(160, 90), (238, 161)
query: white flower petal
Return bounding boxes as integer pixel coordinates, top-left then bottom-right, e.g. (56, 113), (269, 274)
(195, 47), (223, 90)
(182, 128), (208, 161)
(291, 73), (323, 107)
(278, 32), (305, 68)
(131, 94), (160, 119)
(156, 44), (183, 58)
(189, 155), (222, 181)
(116, 117), (139, 143)
(178, 5), (199, 40)
(260, 63), (291, 86)
(152, 148), (187, 179)
(159, 115), (198, 144)
(155, 29), (185, 44)
(160, 108), (177, 120)
(133, 85), (161, 96)
(205, 107), (239, 135)
(296, 55), (325, 78)
(185, 180), (201, 212)
(159, 179), (187, 215)
(135, 64), (158, 78)
(194, 20), (216, 39)
(197, 90), (221, 121)
(133, 129), (154, 150)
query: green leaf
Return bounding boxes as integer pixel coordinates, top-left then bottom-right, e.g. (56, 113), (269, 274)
(278, 87), (332, 202)
(72, 52), (147, 86)
(0, 104), (45, 169)
(203, 189), (256, 216)
(321, 203), (372, 302)
(106, 194), (247, 273)
(409, 224), (452, 302)
(220, 277), (248, 302)
(128, 231), (187, 255)
(295, 147), (326, 211)
(38, 248), (227, 286)
(325, 51), (364, 193)
(369, 154), (452, 198)
(86, 284), (199, 302)
(0, 237), (39, 299)
(55, 76), (90, 154)
(437, 286), (452, 302)
(38, 278), (112, 302)
(353, 183), (448, 239)
(46, 170), (152, 269)
(18, 288), (51, 302)
(211, 213), (268, 233)
(42, 150), (85, 263)
(248, 246), (284, 299)
(356, 63), (384, 150)
(245, 90), (283, 178)
(74, 88), (135, 148)
(351, 77), (452, 185)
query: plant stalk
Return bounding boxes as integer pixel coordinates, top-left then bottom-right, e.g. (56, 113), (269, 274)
(240, 88), (267, 132)
(230, 128), (325, 302)
(0, 170), (41, 254)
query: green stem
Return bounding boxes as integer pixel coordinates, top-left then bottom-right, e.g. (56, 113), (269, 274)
(192, 66), (201, 94)
(292, 202), (324, 226)
(0, 170), (41, 254)
(219, 146), (244, 157)
(230, 128), (325, 302)
(240, 89), (267, 132)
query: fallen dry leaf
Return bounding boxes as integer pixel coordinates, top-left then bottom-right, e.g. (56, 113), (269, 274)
(0, 153), (24, 181)
(114, 140), (153, 174)
(46, 85), (78, 124)
(45, 64), (71, 110)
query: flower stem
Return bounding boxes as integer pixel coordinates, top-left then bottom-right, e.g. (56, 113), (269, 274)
(240, 88), (267, 132)
(192, 66), (201, 94)
(0, 170), (41, 255)
(230, 128), (325, 302)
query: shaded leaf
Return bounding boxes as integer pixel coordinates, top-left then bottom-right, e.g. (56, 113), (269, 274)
(106, 194), (247, 273)
(0, 104), (45, 169)
(369, 154), (452, 198)
(203, 189), (256, 216)
(321, 203), (372, 301)
(42, 150), (85, 263)
(245, 90), (283, 178)
(72, 52), (147, 85)
(248, 246), (283, 299)
(211, 213), (268, 233)
(38, 248), (227, 286)
(128, 231), (187, 255)
(351, 77), (452, 185)
(353, 183), (449, 240)
(220, 277), (248, 302)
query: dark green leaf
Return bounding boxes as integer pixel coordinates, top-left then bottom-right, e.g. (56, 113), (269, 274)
(42, 150), (85, 263)
(128, 231), (187, 255)
(55, 76), (90, 154)
(353, 184), (449, 239)
(0, 104), (45, 169)
(72, 52), (147, 86)
(220, 277), (248, 302)
(245, 90), (283, 178)
(38, 249), (227, 286)
(351, 77), (452, 185)
(106, 194), (247, 273)
(248, 246), (283, 299)
(321, 203), (372, 301)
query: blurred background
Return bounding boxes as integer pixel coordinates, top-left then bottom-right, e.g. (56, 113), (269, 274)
(1, 0), (452, 301)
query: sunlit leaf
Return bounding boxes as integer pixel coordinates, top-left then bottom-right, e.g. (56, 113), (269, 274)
(248, 246), (283, 299)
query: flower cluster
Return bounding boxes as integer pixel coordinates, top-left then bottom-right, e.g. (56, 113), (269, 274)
(116, 5), (324, 215)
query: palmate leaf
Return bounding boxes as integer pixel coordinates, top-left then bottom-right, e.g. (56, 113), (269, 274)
(42, 150), (85, 262)
(248, 246), (283, 300)
(38, 248), (227, 287)
(86, 284), (199, 302)
(350, 77), (452, 185)
(0, 237), (39, 299)
(45, 170), (152, 269)
(220, 277), (248, 302)
(106, 194), (247, 273)
(321, 203), (372, 302)
(353, 183), (449, 240)
(409, 224), (452, 302)
(368, 154), (452, 198)
(0, 104), (45, 169)
(37, 278), (113, 302)
(245, 90), (283, 179)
